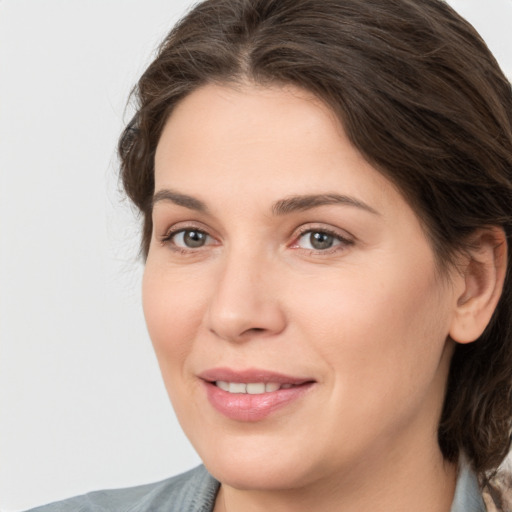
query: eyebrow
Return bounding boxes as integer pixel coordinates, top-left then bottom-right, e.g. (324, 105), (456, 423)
(152, 189), (379, 216)
(272, 193), (379, 216)
(152, 189), (208, 212)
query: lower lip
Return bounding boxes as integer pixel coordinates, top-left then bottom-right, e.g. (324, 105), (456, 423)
(203, 381), (314, 422)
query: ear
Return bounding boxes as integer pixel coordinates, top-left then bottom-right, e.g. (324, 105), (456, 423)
(449, 226), (508, 344)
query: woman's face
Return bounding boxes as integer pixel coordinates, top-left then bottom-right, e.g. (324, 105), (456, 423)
(144, 83), (461, 490)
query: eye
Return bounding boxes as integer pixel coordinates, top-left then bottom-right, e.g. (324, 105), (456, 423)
(298, 231), (339, 250)
(293, 228), (353, 252)
(164, 228), (213, 249)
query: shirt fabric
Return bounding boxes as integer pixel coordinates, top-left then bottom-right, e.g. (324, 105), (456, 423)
(27, 461), (487, 512)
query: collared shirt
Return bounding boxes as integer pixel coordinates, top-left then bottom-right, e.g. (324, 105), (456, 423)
(27, 462), (487, 512)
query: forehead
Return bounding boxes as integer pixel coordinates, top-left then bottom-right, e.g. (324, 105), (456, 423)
(154, 83), (391, 199)
(151, 83), (438, 253)
(155, 82), (342, 169)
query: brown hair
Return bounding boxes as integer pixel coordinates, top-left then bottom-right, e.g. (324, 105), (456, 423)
(118, 0), (512, 474)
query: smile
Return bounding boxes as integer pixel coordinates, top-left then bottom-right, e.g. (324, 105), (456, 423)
(199, 368), (315, 422)
(215, 381), (297, 394)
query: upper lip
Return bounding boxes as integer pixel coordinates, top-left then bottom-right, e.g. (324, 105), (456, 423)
(198, 367), (315, 385)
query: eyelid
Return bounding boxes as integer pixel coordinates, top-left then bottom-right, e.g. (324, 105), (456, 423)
(159, 219), (210, 239)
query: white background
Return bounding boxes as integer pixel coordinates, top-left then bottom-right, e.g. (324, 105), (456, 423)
(1, 1), (511, 510)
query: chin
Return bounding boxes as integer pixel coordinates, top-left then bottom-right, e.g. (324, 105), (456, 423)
(198, 440), (327, 491)
(207, 461), (311, 491)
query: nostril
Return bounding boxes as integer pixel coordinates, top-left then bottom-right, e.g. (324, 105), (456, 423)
(236, 327), (267, 338)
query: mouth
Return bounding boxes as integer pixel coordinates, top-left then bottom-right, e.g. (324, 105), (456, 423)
(214, 381), (299, 394)
(198, 368), (315, 422)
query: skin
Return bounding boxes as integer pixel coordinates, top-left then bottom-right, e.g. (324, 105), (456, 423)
(143, 82), (477, 512)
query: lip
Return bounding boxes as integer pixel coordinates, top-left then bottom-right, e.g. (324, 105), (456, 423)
(199, 367), (313, 385)
(198, 367), (315, 422)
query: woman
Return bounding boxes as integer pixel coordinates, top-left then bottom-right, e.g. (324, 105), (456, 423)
(29, 0), (512, 510)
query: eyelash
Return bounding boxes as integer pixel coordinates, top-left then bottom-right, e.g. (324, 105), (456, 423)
(159, 225), (354, 255)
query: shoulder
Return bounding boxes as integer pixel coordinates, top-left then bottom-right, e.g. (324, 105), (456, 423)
(25, 465), (220, 512)
(480, 458), (512, 512)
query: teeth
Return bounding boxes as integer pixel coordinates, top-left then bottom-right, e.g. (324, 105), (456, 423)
(215, 381), (286, 394)
(216, 381), (230, 392)
(247, 383), (265, 394)
(229, 382), (247, 394)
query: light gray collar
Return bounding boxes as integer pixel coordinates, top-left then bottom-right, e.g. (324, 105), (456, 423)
(450, 458), (486, 512)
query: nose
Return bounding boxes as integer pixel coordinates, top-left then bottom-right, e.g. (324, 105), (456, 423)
(205, 250), (287, 342)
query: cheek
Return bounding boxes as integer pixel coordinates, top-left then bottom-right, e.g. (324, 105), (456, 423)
(142, 263), (207, 376)
(289, 263), (453, 410)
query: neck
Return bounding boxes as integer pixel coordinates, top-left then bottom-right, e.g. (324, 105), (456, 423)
(213, 444), (457, 512)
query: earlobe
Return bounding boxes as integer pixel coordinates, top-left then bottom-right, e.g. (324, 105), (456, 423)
(449, 227), (508, 344)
